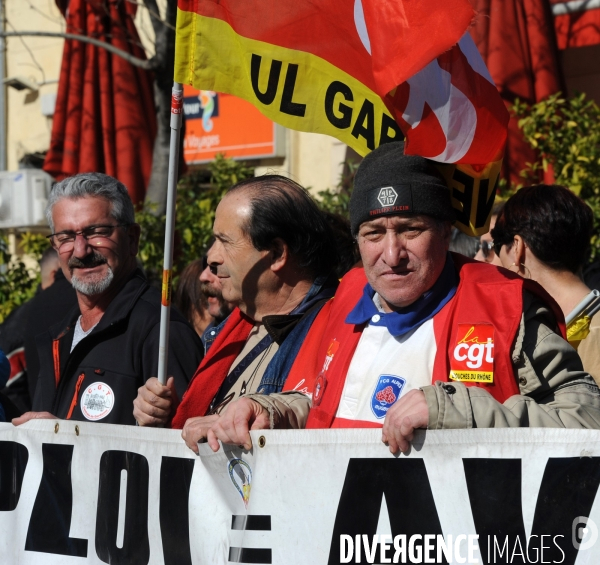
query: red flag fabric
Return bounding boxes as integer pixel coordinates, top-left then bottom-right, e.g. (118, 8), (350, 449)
(175, 0), (510, 234)
(44, 0), (156, 204)
(389, 33), (509, 165)
(174, 0), (482, 161)
(470, 0), (564, 185)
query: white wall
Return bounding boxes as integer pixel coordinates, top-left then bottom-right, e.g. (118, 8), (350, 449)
(5, 0), (64, 171)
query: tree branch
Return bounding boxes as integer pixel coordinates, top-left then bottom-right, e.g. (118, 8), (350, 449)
(0, 31), (155, 70)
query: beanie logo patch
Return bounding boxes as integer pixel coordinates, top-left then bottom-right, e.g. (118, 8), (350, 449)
(377, 186), (398, 207)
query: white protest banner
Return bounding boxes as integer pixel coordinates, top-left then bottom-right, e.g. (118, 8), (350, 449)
(1, 421), (600, 564)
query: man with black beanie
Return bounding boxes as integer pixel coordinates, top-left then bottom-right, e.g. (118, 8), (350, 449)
(201, 141), (600, 454)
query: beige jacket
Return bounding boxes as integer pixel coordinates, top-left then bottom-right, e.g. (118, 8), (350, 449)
(248, 291), (600, 431)
(576, 311), (600, 388)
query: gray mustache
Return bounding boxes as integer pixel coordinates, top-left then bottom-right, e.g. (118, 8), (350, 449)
(68, 251), (107, 270)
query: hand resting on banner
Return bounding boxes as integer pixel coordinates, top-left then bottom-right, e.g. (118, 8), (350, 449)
(12, 411), (57, 425)
(206, 397), (270, 452)
(182, 414), (220, 453)
(381, 389), (429, 454)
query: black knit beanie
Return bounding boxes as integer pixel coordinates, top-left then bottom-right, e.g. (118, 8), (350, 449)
(350, 141), (455, 235)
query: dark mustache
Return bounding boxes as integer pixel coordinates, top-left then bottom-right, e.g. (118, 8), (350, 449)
(68, 251), (107, 270)
(200, 281), (222, 299)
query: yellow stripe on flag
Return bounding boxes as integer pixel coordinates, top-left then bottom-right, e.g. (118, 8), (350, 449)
(174, 9), (402, 157)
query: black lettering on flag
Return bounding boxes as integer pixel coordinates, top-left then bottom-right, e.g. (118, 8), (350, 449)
(160, 457), (195, 565)
(451, 168), (474, 227)
(280, 64), (306, 117)
(379, 114), (403, 146)
(325, 81), (354, 129)
(250, 54), (282, 105)
(96, 450), (150, 565)
(464, 457), (600, 565)
(351, 100), (375, 151)
(25, 444), (88, 557)
(0, 440), (28, 511)
(475, 178), (497, 230)
(328, 459), (447, 565)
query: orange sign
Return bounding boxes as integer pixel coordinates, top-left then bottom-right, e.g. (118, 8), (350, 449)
(450, 323), (495, 383)
(182, 85), (284, 163)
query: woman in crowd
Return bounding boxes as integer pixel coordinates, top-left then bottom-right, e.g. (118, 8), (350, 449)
(491, 184), (600, 384)
(174, 259), (214, 338)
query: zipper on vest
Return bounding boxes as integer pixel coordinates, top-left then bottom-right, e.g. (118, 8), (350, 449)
(52, 340), (61, 386)
(66, 373), (85, 420)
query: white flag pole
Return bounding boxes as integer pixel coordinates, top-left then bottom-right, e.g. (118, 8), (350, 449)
(157, 82), (184, 385)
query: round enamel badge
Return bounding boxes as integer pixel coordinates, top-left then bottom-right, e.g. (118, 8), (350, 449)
(80, 382), (114, 421)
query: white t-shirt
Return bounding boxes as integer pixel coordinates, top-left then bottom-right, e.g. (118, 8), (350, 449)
(71, 316), (98, 352)
(335, 314), (437, 424)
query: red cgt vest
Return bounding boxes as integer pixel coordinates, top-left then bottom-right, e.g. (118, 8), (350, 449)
(283, 254), (565, 429)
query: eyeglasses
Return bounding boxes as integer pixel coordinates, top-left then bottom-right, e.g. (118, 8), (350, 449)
(47, 224), (130, 251)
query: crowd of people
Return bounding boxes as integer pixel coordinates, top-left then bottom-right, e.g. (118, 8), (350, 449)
(2, 140), (600, 454)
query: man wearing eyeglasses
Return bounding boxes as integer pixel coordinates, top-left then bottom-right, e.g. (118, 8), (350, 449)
(12, 172), (203, 426)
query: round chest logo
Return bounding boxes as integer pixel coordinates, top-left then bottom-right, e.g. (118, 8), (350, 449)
(81, 382), (114, 421)
(371, 375), (406, 419)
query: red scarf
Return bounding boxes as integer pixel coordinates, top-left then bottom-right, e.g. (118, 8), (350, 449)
(282, 255), (565, 429)
(171, 308), (253, 429)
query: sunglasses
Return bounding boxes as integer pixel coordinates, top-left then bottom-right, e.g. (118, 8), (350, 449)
(477, 240), (496, 261)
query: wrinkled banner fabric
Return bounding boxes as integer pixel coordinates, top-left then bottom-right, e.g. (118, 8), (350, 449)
(2, 422), (600, 564)
(174, 0), (510, 236)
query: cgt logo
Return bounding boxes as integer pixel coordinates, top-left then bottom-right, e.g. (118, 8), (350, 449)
(450, 324), (494, 383)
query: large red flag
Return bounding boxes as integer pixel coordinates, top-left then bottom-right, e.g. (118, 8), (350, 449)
(175, 0), (510, 234)
(44, 0), (156, 204)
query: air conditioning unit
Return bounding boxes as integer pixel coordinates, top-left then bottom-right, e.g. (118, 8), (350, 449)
(0, 170), (54, 229)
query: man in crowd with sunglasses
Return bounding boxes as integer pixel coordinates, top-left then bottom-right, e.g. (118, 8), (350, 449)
(205, 142), (600, 454)
(13, 173), (203, 426)
(474, 201), (504, 266)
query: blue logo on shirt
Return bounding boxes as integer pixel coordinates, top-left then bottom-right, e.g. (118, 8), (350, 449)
(371, 375), (406, 419)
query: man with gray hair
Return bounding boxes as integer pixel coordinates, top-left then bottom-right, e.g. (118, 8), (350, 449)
(13, 172), (203, 426)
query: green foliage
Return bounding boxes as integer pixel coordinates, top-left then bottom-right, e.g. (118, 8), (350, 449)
(513, 93), (600, 257)
(136, 154), (254, 286)
(316, 187), (351, 217)
(316, 160), (358, 217)
(0, 232), (48, 323)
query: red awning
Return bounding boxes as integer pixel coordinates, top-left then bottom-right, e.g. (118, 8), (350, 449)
(470, 0), (564, 185)
(552, 0), (600, 49)
(44, 0), (157, 205)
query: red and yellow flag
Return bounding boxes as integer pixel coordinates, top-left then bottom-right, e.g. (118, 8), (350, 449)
(175, 0), (510, 235)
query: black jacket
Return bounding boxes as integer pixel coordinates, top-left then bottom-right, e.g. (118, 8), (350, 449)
(32, 270), (203, 424)
(0, 271), (78, 414)
(24, 269), (78, 398)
